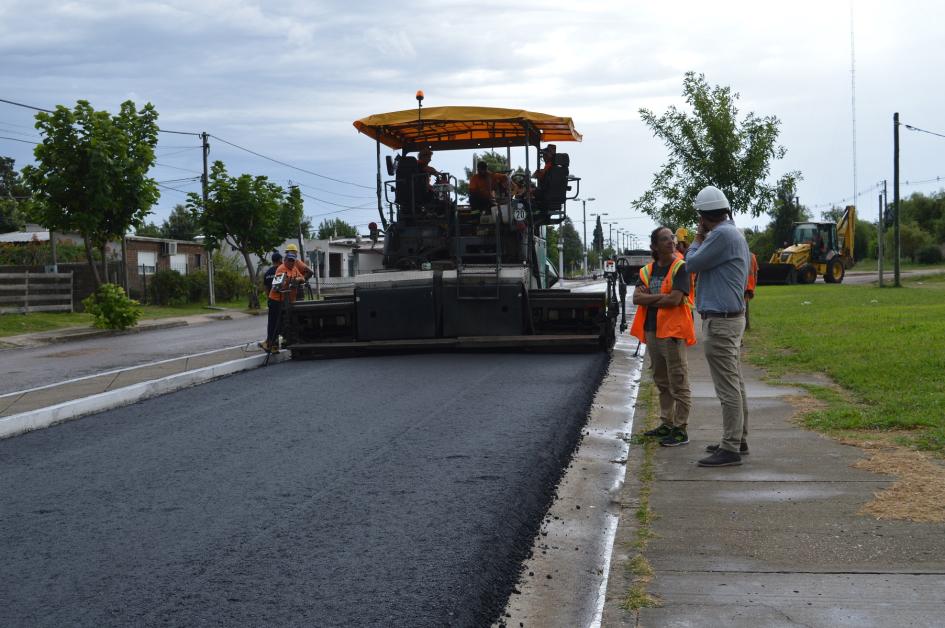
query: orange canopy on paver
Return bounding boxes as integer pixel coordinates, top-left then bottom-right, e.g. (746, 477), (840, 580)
(353, 106), (582, 152)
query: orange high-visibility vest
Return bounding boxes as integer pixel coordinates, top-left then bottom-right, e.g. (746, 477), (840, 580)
(746, 253), (758, 292)
(630, 257), (697, 346)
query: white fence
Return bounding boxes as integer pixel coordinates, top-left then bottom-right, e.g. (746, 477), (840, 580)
(0, 272), (73, 314)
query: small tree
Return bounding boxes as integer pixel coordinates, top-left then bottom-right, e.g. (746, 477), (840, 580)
(136, 222), (163, 237)
(560, 218), (583, 271)
(24, 100), (159, 286)
(0, 157), (32, 233)
(188, 161), (302, 309)
(634, 72), (798, 226)
(162, 203), (200, 240)
(593, 215), (604, 253)
(316, 218), (357, 240)
(455, 151), (523, 198)
(769, 176), (808, 248)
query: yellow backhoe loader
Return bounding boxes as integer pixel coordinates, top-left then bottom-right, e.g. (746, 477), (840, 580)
(757, 205), (856, 285)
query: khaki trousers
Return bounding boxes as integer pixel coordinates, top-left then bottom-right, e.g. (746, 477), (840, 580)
(645, 331), (691, 429)
(701, 317), (749, 453)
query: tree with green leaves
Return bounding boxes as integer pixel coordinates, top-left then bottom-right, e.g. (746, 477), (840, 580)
(455, 151), (525, 199)
(0, 157), (31, 233)
(163, 203), (200, 240)
(23, 100), (160, 285)
(187, 161), (303, 308)
(300, 215), (314, 239)
(634, 72), (798, 227)
(769, 176), (808, 249)
(135, 221), (163, 238)
(593, 215), (604, 253)
(547, 221), (583, 277)
(316, 218), (357, 240)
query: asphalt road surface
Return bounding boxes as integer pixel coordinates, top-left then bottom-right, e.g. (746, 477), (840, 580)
(1, 351), (609, 627)
(0, 315), (264, 394)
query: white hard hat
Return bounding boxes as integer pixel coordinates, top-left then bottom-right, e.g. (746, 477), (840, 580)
(693, 185), (730, 212)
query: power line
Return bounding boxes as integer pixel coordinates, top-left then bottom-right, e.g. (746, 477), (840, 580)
(903, 123), (945, 139)
(155, 146), (201, 158)
(156, 182), (193, 194)
(0, 97), (53, 113)
(0, 96), (199, 136)
(0, 135), (38, 145)
(806, 181), (884, 211)
(0, 125), (39, 139)
(297, 190), (375, 211)
(294, 181), (375, 200)
(902, 175), (945, 187)
(154, 162), (202, 174)
(157, 176), (201, 184)
(210, 134), (373, 190)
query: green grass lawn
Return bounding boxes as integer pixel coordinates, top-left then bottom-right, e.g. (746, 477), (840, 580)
(746, 274), (945, 451)
(0, 299), (252, 338)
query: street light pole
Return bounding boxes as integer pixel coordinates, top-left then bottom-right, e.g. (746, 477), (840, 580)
(578, 197), (595, 276)
(558, 229), (565, 283)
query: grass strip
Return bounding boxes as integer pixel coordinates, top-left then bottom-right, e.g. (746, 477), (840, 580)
(621, 383), (661, 613)
(746, 274), (945, 452)
(0, 299), (251, 338)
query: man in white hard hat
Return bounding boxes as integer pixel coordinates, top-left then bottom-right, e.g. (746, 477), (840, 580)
(684, 185), (751, 467)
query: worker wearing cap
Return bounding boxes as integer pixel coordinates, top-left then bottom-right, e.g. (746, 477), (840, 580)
(263, 246), (313, 354)
(534, 145), (556, 185)
(418, 148), (438, 176)
(685, 185), (751, 467)
(258, 251), (283, 353)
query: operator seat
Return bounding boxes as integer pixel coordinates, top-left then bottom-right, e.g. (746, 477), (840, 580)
(535, 153), (570, 222)
(395, 156), (429, 218)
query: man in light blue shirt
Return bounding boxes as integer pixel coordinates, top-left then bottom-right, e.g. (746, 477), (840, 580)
(685, 186), (751, 467)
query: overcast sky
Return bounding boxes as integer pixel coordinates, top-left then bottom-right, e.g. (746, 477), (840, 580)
(2, 0), (943, 244)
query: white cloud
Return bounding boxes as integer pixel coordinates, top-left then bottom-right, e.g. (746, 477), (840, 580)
(1, 0), (944, 231)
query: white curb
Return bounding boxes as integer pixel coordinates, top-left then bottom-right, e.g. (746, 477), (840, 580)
(0, 352), (287, 440)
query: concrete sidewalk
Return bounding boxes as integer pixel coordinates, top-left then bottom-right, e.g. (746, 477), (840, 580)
(603, 327), (945, 627)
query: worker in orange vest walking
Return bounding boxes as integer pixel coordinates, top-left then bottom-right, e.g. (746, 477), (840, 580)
(630, 226), (696, 447)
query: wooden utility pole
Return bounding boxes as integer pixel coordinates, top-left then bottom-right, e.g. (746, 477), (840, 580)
(877, 191), (884, 287)
(893, 113), (901, 287)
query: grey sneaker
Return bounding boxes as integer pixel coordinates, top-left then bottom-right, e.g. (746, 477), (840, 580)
(643, 424), (672, 438)
(706, 442), (749, 455)
(698, 449), (743, 467)
(660, 428), (689, 447)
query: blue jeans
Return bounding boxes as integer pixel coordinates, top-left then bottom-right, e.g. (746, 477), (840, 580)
(266, 298), (283, 345)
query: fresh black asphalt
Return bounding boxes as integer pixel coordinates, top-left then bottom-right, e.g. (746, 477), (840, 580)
(1, 351), (609, 627)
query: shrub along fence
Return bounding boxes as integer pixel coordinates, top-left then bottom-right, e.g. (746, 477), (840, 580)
(0, 272), (74, 314)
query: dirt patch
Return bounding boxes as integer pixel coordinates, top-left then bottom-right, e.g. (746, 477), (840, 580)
(848, 444), (945, 523)
(783, 393), (827, 416)
(785, 392), (945, 523)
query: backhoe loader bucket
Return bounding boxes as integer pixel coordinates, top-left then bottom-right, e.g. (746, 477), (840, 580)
(756, 263), (796, 285)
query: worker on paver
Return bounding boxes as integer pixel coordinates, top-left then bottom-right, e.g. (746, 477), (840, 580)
(630, 226), (696, 447)
(685, 186), (751, 467)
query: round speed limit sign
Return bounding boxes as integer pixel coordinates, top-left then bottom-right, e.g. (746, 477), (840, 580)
(513, 207), (527, 221)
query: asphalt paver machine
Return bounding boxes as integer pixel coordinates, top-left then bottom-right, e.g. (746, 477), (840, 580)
(283, 102), (625, 358)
